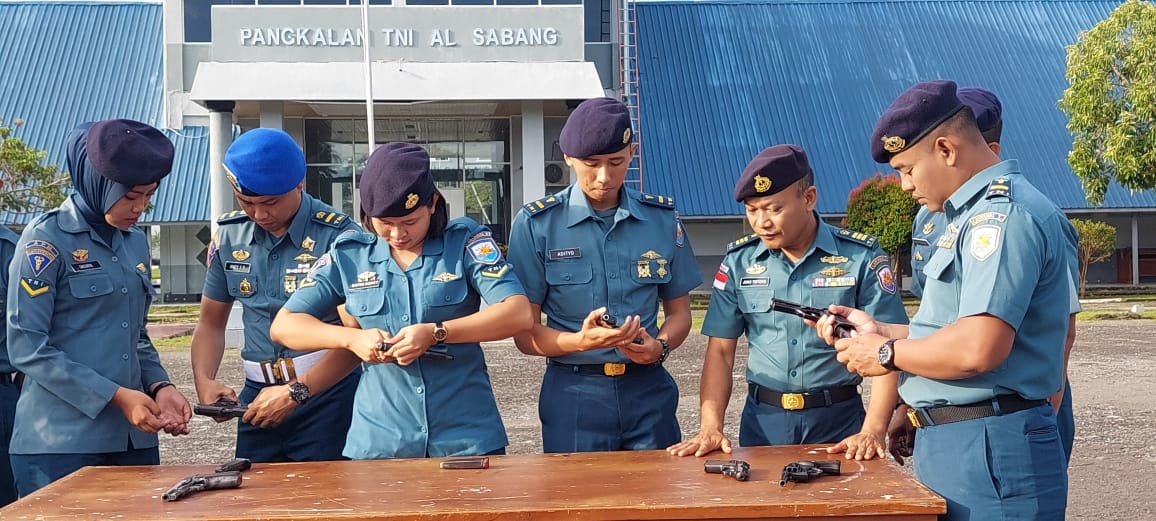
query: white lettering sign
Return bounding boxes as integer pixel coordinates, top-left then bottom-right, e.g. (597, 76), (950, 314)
(238, 26), (559, 48)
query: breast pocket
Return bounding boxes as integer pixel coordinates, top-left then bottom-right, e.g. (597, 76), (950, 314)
(225, 272), (258, 299)
(736, 288), (774, 315)
(545, 261), (594, 317)
(918, 249), (957, 326)
(345, 287), (388, 319)
(628, 248), (673, 287)
(62, 273), (115, 331)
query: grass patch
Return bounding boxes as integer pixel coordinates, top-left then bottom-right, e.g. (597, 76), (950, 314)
(149, 304), (201, 324)
(1077, 310), (1156, 321)
(152, 333), (192, 352)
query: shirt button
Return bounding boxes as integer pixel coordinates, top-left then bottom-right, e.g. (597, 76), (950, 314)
(122, 354), (130, 360)
(416, 387), (424, 394)
(790, 370), (798, 377)
(268, 290), (277, 297)
(360, 305), (367, 311)
(121, 322), (128, 328)
(111, 256), (118, 262)
(444, 295), (451, 301)
(563, 274), (571, 281)
(90, 285), (98, 292)
(121, 287), (128, 294)
(271, 254), (279, 260)
(790, 339), (797, 346)
(401, 314), (409, 321)
(419, 426), (427, 433)
(609, 273), (616, 279)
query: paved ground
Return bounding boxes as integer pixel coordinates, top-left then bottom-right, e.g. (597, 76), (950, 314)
(157, 316), (1156, 520)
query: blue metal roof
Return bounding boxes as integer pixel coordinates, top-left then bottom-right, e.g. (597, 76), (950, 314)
(635, 0), (1156, 216)
(0, 1), (208, 225)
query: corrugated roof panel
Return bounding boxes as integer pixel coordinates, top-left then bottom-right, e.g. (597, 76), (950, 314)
(145, 126), (211, 224)
(0, 1), (209, 225)
(635, 0), (1156, 216)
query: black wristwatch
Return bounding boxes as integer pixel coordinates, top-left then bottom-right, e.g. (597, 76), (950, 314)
(878, 339), (898, 371)
(288, 381), (311, 405)
(147, 381), (174, 400)
(656, 338), (671, 364)
(433, 322), (448, 344)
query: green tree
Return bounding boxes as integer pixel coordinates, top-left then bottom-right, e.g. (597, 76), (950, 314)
(843, 173), (919, 279)
(1059, 0), (1156, 205)
(0, 117), (68, 214)
(1070, 218), (1117, 297)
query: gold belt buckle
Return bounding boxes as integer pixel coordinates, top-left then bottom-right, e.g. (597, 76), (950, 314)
(907, 407), (924, 428)
(603, 363), (627, 376)
(781, 393), (805, 411)
(261, 359), (286, 384)
(279, 357), (297, 383)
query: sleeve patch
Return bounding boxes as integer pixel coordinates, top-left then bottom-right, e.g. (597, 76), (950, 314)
(480, 263), (510, 278)
(20, 277), (50, 297)
(206, 234), (219, 267)
(25, 240), (59, 277)
(969, 225), (1002, 261)
(876, 266), (897, 294)
(713, 263), (729, 290)
(467, 238), (502, 265)
(867, 255), (888, 270)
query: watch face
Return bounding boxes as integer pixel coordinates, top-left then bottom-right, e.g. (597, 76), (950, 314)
(289, 382), (311, 404)
(434, 324), (448, 342)
(878, 342), (894, 368)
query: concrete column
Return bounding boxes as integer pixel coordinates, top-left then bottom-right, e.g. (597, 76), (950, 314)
(521, 101), (546, 205)
(207, 101), (235, 235)
(259, 101), (283, 130)
(510, 116), (524, 220)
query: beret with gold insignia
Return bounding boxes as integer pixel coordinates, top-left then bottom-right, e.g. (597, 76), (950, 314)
(361, 142), (435, 218)
(559, 97), (634, 159)
(870, 80), (966, 164)
(734, 144), (811, 202)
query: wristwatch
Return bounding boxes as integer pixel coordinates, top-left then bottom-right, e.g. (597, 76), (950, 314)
(656, 338), (671, 364)
(433, 322), (448, 344)
(877, 339), (898, 371)
(288, 381), (311, 405)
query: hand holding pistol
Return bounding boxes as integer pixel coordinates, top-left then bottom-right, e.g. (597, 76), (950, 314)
(769, 298), (857, 339)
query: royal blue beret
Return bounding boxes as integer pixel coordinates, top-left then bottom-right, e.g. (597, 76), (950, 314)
(361, 142), (434, 218)
(870, 80), (966, 164)
(85, 119), (174, 186)
(958, 87), (1003, 141)
(734, 144), (812, 202)
(223, 128), (306, 196)
(559, 97), (634, 158)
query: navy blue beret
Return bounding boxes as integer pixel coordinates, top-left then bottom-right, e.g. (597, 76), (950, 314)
(870, 80), (966, 164)
(958, 87), (1003, 140)
(85, 119), (174, 186)
(559, 97), (634, 158)
(734, 144), (812, 202)
(223, 128), (306, 196)
(361, 142), (434, 218)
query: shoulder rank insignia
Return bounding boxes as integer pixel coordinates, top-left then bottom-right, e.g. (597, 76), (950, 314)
(312, 211), (349, 227)
(217, 210), (249, 224)
(638, 192), (676, 209)
(523, 195), (562, 216)
(985, 177), (1012, 200)
(726, 234), (759, 252)
(835, 228), (877, 247)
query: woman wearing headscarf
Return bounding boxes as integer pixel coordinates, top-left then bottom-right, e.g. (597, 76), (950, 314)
(244, 142), (532, 459)
(7, 119), (191, 496)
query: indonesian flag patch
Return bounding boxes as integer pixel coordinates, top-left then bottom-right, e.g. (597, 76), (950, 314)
(713, 263), (729, 290)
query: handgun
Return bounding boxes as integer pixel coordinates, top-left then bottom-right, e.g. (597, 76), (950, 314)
(769, 298), (857, 339)
(193, 398), (247, 419)
(161, 471), (243, 501)
(375, 342), (456, 361)
(779, 460), (841, 487)
(704, 459), (751, 481)
(599, 313), (618, 328)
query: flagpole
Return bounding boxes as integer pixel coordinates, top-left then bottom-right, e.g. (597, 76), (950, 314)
(357, 0), (376, 220)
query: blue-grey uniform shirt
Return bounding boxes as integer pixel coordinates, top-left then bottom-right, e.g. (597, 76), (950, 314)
(202, 194), (359, 363)
(506, 185), (702, 365)
(909, 206), (944, 298)
(285, 217), (522, 459)
(0, 225), (20, 374)
(6, 198), (168, 454)
(701, 218), (909, 392)
(902, 160), (1071, 408)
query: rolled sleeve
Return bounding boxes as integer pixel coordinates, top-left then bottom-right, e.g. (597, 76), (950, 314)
(506, 212), (547, 305)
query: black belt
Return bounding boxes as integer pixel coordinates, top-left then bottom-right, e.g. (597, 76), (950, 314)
(908, 394), (1048, 428)
(751, 383), (859, 411)
(547, 360), (658, 377)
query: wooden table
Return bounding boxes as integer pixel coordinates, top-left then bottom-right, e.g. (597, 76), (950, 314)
(0, 445), (944, 520)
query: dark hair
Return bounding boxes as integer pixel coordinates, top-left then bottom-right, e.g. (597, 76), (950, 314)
(360, 189), (449, 239)
(796, 170), (814, 195)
